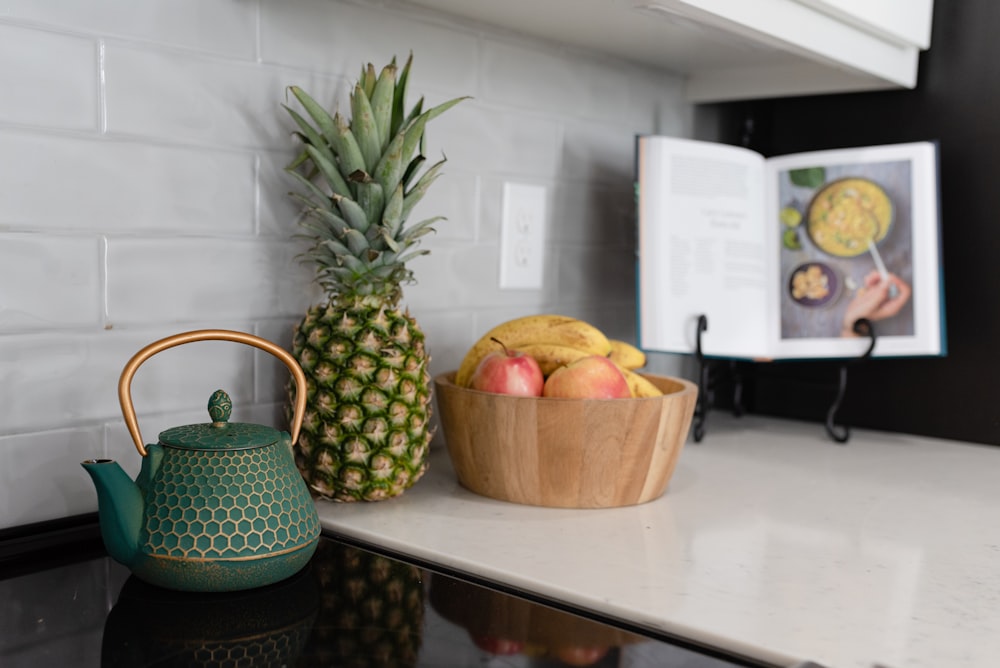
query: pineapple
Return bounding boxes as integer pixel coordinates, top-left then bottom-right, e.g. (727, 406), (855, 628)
(283, 55), (466, 501)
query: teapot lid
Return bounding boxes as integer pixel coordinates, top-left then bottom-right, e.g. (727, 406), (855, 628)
(158, 390), (280, 450)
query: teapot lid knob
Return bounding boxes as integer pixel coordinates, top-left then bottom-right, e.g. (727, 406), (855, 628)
(208, 389), (233, 427)
(158, 390), (279, 450)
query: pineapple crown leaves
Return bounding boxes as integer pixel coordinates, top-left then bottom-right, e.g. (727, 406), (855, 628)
(283, 54), (469, 301)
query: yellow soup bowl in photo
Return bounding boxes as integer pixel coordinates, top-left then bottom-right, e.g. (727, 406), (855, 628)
(807, 177), (893, 257)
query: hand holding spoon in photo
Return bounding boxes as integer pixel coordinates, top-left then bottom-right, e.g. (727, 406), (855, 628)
(867, 237), (900, 299)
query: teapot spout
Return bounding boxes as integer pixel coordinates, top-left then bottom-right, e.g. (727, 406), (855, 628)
(81, 459), (143, 568)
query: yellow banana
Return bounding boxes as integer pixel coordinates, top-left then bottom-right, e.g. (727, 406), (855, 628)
(608, 339), (646, 370)
(517, 343), (591, 376)
(616, 365), (663, 398)
(455, 314), (612, 386)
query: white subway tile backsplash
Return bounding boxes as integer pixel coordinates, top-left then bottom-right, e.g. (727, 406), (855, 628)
(405, 243), (556, 312)
(106, 238), (319, 326)
(555, 245), (637, 305)
(0, 328), (255, 435)
(0, 333), (121, 434)
(474, 176), (507, 246)
(0, 0), (257, 59)
(411, 309), (477, 379)
(480, 38), (663, 131)
(480, 39), (591, 116)
(0, 25), (98, 131)
(258, 150), (305, 239)
(0, 0), (698, 531)
(259, 0), (480, 98)
(0, 426), (103, 529)
(547, 181), (636, 248)
(476, 177), (635, 254)
(0, 132), (256, 233)
(589, 63), (670, 133)
(478, 28), (688, 135)
(0, 234), (102, 332)
(408, 169), (479, 242)
(123, 333), (257, 420)
(649, 73), (691, 136)
(104, 43), (327, 151)
(560, 117), (640, 185)
(440, 101), (563, 177)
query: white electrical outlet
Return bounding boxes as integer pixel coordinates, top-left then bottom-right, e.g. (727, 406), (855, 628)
(499, 182), (546, 289)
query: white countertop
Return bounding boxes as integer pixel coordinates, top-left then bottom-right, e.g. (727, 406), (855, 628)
(316, 413), (1000, 668)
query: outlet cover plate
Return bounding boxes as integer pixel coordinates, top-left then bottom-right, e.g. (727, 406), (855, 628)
(499, 182), (547, 289)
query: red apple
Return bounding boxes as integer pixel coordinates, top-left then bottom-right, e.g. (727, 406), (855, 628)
(471, 634), (525, 655)
(469, 338), (545, 397)
(542, 355), (631, 399)
(554, 645), (609, 666)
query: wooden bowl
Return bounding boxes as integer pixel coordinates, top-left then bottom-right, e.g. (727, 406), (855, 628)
(429, 574), (645, 651)
(433, 372), (697, 508)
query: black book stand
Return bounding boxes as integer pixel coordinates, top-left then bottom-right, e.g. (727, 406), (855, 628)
(691, 314), (877, 444)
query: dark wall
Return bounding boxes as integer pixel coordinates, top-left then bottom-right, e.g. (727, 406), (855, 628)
(712, 1), (1000, 444)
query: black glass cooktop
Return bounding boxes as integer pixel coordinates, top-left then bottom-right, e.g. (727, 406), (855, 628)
(1, 526), (774, 667)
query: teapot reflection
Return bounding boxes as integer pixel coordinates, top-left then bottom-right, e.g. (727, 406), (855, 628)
(102, 563), (319, 667)
(430, 574), (644, 666)
(102, 539), (428, 668)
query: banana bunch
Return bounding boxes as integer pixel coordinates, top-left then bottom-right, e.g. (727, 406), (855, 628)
(455, 314), (662, 397)
(608, 339), (646, 370)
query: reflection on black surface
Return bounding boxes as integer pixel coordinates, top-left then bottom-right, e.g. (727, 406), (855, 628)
(103, 566), (319, 667)
(1, 534), (765, 667)
(99, 540), (427, 668)
(430, 575), (636, 667)
(298, 539), (425, 667)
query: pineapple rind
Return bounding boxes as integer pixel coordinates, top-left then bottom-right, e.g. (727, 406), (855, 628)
(291, 300), (433, 503)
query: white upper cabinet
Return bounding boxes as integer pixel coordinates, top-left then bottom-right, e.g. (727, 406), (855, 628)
(401, 0), (934, 102)
(795, 0), (933, 49)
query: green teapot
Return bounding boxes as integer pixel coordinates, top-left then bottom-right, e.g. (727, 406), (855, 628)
(82, 330), (321, 593)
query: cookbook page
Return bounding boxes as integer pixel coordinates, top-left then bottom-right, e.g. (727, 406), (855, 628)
(764, 141), (943, 359)
(637, 135), (770, 359)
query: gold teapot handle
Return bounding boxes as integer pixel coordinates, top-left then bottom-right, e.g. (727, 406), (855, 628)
(118, 330), (307, 457)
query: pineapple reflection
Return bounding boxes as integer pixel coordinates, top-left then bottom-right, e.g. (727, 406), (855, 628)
(298, 540), (425, 667)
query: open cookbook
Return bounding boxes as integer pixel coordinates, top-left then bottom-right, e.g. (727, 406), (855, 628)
(636, 136), (945, 360)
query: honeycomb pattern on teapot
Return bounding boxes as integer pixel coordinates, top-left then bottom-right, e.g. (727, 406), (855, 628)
(142, 446), (320, 559)
(173, 627), (309, 667)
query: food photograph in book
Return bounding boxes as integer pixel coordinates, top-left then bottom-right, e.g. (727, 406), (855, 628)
(778, 158), (914, 340)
